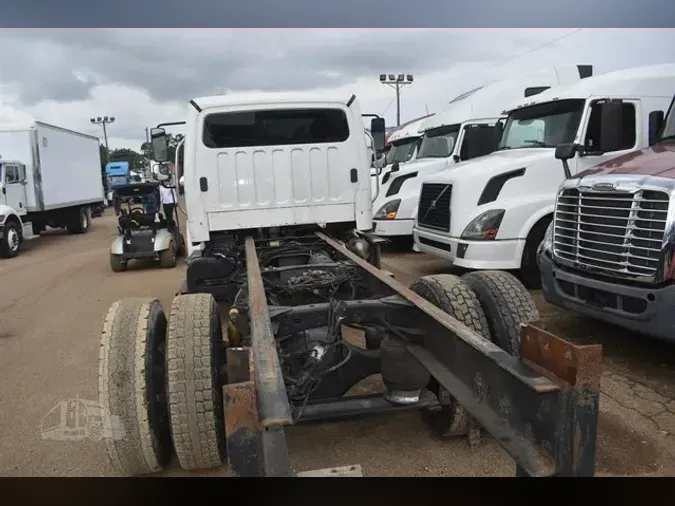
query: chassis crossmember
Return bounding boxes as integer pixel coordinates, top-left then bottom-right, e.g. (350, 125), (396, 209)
(99, 228), (602, 478)
(221, 232), (602, 477)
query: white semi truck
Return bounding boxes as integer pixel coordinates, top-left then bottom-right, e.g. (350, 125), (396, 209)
(373, 64), (593, 248)
(97, 91), (602, 478)
(0, 121), (105, 258)
(414, 64), (675, 287)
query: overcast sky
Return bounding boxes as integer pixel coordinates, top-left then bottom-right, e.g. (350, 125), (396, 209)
(1, 29), (674, 152)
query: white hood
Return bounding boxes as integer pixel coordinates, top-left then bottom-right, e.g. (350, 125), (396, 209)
(425, 148), (553, 185)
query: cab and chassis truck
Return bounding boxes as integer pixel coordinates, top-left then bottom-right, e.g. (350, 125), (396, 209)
(98, 92), (602, 477)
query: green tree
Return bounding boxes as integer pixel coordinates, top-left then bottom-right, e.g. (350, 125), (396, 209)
(140, 132), (184, 167)
(108, 147), (146, 171)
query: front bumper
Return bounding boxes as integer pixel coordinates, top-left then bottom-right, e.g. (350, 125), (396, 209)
(373, 219), (414, 237)
(413, 226), (526, 269)
(538, 250), (675, 343)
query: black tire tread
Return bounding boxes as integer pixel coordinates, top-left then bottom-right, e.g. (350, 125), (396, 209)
(0, 219), (21, 258)
(167, 293), (225, 471)
(110, 254), (127, 272)
(409, 274), (490, 437)
(159, 241), (177, 268)
(461, 270), (539, 357)
(98, 298), (171, 475)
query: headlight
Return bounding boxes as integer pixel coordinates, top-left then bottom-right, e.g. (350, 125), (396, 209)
(461, 209), (505, 240)
(538, 222), (554, 256)
(0, 215), (5, 223)
(374, 199), (401, 220)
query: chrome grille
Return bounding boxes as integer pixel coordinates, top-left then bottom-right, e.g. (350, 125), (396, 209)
(553, 187), (670, 278)
(417, 183), (452, 232)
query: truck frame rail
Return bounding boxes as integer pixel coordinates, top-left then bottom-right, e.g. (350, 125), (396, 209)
(223, 231), (602, 477)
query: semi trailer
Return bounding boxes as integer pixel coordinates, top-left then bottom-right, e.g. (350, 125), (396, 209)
(98, 91), (602, 478)
(0, 121), (105, 258)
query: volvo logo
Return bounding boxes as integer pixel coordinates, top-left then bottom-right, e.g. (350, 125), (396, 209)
(430, 199), (437, 208)
(591, 182), (617, 191)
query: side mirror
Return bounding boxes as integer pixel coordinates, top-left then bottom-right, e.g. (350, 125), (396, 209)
(150, 127), (169, 162)
(463, 125), (500, 160)
(554, 143), (578, 180)
(648, 110), (665, 146)
(555, 143), (578, 161)
(599, 101), (622, 153)
(493, 121), (504, 144)
(370, 117), (386, 152)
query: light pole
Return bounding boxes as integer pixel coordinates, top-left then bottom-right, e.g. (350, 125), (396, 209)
(379, 74), (414, 126)
(90, 116), (115, 163)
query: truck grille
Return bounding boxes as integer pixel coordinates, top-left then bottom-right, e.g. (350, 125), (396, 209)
(553, 188), (670, 278)
(417, 183), (452, 232)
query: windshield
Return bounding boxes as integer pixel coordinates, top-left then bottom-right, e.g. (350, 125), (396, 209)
(498, 99), (585, 150)
(386, 137), (420, 164)
(660, 94), (675, 141)
(417, 124), (460, 159)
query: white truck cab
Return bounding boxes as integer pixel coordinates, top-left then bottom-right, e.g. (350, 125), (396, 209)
(373, 64), (593, 247)
(150, 92), (385, 260)
(413, 63), (675, 287)
(384, 114), (433, 166)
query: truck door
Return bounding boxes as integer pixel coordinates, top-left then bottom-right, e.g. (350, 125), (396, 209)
(2, 164), (28, 212)
(575, 99), (641, 174)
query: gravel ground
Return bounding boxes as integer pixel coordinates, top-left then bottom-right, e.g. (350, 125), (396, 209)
(0, 211), (673, 477)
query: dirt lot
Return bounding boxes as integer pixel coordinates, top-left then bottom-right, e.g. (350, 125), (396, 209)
(1, 210), (674, 477)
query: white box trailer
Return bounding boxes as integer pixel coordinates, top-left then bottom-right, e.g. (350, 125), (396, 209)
(0, 121), (105, 258)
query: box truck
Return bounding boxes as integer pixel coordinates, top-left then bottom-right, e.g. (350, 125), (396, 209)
(0, 121), (106, 258)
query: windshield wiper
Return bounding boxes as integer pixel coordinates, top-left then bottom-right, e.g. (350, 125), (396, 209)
(523, 139), (548, 147)
(495, 146), (512, 151)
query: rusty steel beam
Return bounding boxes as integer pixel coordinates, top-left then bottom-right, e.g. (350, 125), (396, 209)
(224, 347), (293, 477)
(315, 231), (602, 477)
(244, 236), (292, 428)
(316, 231), (558, 390)
(520, 325), (602, 476)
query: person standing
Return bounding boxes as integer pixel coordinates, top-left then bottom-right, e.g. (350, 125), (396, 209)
(159, 184), (177, 230)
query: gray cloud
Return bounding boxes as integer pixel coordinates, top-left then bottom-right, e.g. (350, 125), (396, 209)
(0, 29), (562, 106)
(1, 28), (675, 145)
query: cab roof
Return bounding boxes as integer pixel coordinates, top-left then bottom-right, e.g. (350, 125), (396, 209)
(503, 63), (675, 114)
(192, 91), (357, 110)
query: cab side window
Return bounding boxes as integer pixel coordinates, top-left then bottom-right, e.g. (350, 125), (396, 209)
(584, 102), (637, 153)
(4, 165), (20, 184)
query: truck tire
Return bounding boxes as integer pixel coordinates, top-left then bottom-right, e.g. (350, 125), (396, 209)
(519, 217), (551, 289)
(159, 240), (177, 268)
(409, 274), (490, 437)
(98, 298), (173, 476)
(0, 219), (22, 258)
(67, 206), (91, 235)
(167, 293), (226, 471)
(110, 254), (127, 272)
(461, 271), (539, 357)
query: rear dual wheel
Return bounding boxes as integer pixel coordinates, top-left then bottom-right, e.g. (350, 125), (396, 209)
(409, 270), (539, 438)
(98, 294), (226, 476)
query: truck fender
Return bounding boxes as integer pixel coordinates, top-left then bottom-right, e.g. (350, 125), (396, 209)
(0, 205), (23, 228)
(518, 204), (554, 243)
